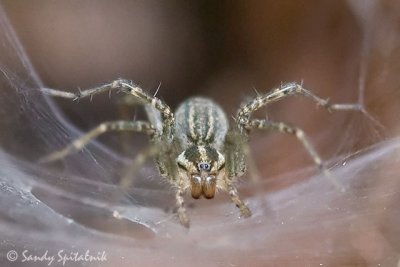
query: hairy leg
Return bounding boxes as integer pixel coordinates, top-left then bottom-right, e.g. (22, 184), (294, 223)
(40, 120), (154, 163)
(42, 79), (174, 136)
(176, 188), (190, 228)
(248, 119), (344, 191)
(237, 82), (361, 128)
(226, 180), (252, 217)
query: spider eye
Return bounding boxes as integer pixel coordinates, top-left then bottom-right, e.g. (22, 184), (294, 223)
(198, 162), (211, 171)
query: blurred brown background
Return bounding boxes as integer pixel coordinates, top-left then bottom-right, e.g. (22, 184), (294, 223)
(1, 1), (400, 266)
(2, 0), (399, 199)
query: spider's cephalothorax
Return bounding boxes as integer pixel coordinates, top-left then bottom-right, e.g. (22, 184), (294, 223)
(41, 79), (361, 227)
(174, 97), (227, 199)
(176, 145), (225, 199)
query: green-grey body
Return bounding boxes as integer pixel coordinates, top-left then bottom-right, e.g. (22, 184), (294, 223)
(174, 97), (228, 150)
(42, 78), (348, 226)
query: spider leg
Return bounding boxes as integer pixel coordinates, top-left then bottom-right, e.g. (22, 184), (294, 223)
(223, 131), (253, 217)
(39, 120), (154, 163)
(176, 188), (190, 228)
(236, 82), (362, 128)
(226, 181), (252, 217)
(116, 143), (190, 228)
(112, 145), (165, 211)
(118, 145), (159, 189)
(42, 79), (174, 136)
(248, 119), (345, 191)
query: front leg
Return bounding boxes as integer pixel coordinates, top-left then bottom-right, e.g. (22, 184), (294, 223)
(175, 188), (190, 228)
(226, 179), (252, 218)
(236, 82), (362, 129)
(42, 79), (174, 136)
(223, 131), (252, 218)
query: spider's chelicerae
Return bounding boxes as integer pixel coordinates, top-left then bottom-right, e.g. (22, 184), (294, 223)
(41, 79), (361, 227)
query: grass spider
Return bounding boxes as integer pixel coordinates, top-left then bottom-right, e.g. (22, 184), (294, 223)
(41, 79), (361, 227)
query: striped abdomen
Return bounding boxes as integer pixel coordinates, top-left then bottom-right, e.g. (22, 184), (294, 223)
(174, 97), (228, 149)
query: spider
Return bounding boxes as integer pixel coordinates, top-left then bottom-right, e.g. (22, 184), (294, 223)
(41, 79), (361, 227)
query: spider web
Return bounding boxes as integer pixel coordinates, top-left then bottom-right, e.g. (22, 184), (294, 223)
(0, 1), (399, 266)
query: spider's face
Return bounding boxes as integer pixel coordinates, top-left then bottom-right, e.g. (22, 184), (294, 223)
(176, 145), (225, 199)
